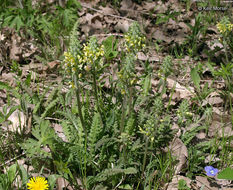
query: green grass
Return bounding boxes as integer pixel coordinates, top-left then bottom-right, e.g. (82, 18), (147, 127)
(0, 0), (233, 189)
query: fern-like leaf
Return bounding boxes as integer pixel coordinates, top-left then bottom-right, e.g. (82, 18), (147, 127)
(88, 112), (102, 157)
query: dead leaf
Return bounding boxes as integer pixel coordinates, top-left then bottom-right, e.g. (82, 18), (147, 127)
(45, 60), (61, 73)
(196, 176), (220, 190)
(167, 18), (178, 30)
(173, 30), (186, 44)
(178, 22), (190, 33)
(1, 107), (26, 134)
(208, 112), (232, 138)
(202, 92), (223, 106)
(166, 175), (192, 190)
(166, 78), (194, 99)
(10, 33), (22, 61)
(99, 6), (116, 15)
(152, 30), (173, 43)
(196, 131), (206, 140)
(167, 137), (188, 174)
(53, 123), (68, 142)
(137, 52), (159, 62)
(154, 1), (168, 13)
(120, 0), (134, 12)
(114, 20), (131, 33)
(142, 1), (157, 12)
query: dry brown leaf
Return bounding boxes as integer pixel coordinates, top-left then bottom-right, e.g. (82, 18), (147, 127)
(92, 19), (103, 29)
(196, 176), (220, 190)
(167, 18), (178, 30)
(166, 175), (192, 190)
(167, 137), (188, 174)
(99, 6), (116, 15)
(57, 177), (83, 190)
(208, 112), (232, 138)
(196, 131), (206, 140)
(154, 1), (168, 13)
(56, 177), (70, 190)
(142, 1), (157, 12)
(10, 33), (22, 61)
(53, 123), (68, 142)
(114, 20), (131, 33)
(137, 52), (159, 62)
(173, 30), (187, 44)
(166, 78), (194, 99)
(120, 0), (134, 12)
(204, 154), (220, 163)
(178, 22), (190, 33)
(0, 108), (26, 134)
(202, 91), (223, 106)
(152, 30), (173, 43)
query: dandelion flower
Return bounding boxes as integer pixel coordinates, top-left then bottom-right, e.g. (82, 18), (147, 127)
(205, 166), (218, 177)
(27, 176), (49, 190)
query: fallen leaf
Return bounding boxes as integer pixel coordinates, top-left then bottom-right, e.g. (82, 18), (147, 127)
(1, 108), (26, 134)
(196, 176), (219, 190)
(114, 20), (131, 33)
(166, 175), (192, 190)
(166, 78), (194, 99)
(167, 137), (188, 174)
(152, 30), (173, 43)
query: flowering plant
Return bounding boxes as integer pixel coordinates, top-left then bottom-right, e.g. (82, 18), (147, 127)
(27, 176), (49, 190)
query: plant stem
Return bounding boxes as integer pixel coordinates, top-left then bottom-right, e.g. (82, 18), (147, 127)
(127, 86), (133, 118)
(223, 39), (229, 63)
(142, 137), (149, 178)
(92, 65), (104, 128)
(120, 95), (127, 134)
(74, 75), (87, 139)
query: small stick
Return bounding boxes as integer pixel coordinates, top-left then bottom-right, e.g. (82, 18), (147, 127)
(80, 2), (135, 22)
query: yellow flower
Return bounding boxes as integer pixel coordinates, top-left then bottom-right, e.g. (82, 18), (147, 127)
(84, 65), (91, 72)
(27, 177), (49, 190)
(121, 89), (126, 95)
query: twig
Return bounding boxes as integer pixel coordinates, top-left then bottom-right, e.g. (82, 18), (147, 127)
(0, 152), (26, 167)
(92, 33), (124, 37)
(178, 79), (226, 83)
(80, 2), (135, 22)
(114, 175), (125, 190)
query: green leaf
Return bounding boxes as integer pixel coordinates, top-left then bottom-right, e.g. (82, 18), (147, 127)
(22, 120), (55, 157)
(7, 164), (17, 184)
(0, 81), (12, 90)
(124, 167), (137, 174)
(143, 75), (151, 96)
(217, 167), (233, 180)
(10, 15), (24, 31)
(190, 67), (200, 91)
(48, 175), (61, 190)
(5, 106), (19, 120)
(18, 165), (28, 186)
(118, 184), (133, 189)
(103, 36), (118, 60)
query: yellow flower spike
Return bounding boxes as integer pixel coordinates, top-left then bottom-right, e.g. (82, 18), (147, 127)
(70, 81), (75, 89)
(84, 65), (91, 72)
(27, 176), (49, 190)
(72, 67), (76, 72)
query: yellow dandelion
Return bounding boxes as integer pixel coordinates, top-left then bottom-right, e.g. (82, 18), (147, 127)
(27, 176), (49, 190)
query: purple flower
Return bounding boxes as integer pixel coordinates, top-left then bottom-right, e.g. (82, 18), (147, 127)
(205, 166), (219, 177)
